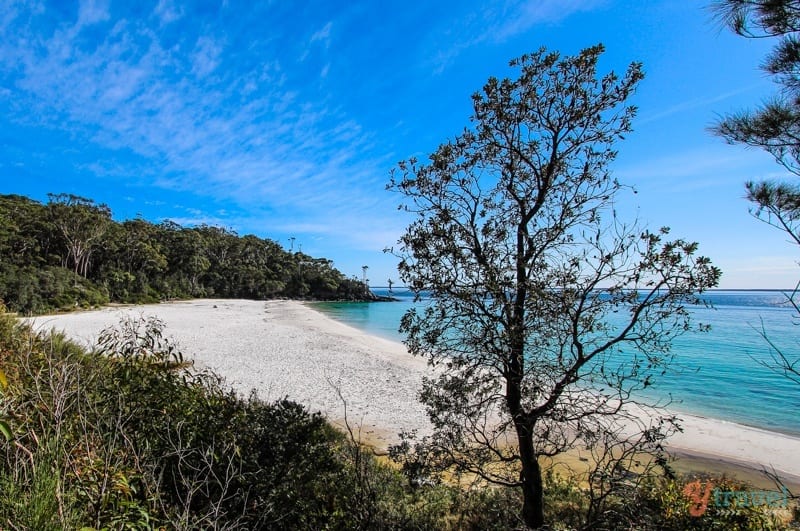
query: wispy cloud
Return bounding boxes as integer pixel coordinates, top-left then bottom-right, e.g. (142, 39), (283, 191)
(191, 36), (223, 77)
(0, 3), (393, 249)
(310, 21), (332, 47)
(492, 0), (606, 41)
(637, 83), (765, 125)
(154, 0), (182, 25)
(300, 20), (332, 61)
(615, 147), (791, 194)
(429, 0), (606, 72)
(77, 0), (110, 27)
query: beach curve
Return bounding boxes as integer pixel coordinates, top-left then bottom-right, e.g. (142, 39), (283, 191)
(28, 298), (800, 484)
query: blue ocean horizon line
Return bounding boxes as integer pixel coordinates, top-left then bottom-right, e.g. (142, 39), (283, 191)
(313, 290), (800, 438)
(369, 287), (800, 297)
(369, 284), (800, 293)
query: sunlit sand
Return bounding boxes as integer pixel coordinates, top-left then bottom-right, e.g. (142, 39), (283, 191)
(31, 299), (800, 485)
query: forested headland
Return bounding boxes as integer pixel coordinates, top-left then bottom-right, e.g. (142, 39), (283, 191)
(0, 193), (372, 314)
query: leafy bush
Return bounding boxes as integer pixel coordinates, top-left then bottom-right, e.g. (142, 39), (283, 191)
(0, 264), (108, 314)
(0, 312), (346, 528)
(0, 308), (794, 529)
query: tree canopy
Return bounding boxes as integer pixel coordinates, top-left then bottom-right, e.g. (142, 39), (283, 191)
(712, 0), (800, 245)
(0, 193), (371, 313)
(389, 45), (720, 528)
(712, 0), (800, 388)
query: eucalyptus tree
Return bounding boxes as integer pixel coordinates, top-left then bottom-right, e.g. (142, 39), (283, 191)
(47, 193), (112, 278)
(388, 45), (720, 528)
(0, 195), (49, 267)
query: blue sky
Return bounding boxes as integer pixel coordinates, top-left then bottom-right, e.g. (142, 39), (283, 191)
(0, 0), (796, 288)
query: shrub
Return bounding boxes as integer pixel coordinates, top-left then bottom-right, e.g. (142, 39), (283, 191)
(2, 308), (792, 529)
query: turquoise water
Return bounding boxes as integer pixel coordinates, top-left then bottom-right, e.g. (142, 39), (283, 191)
(313, 290), (800, 436)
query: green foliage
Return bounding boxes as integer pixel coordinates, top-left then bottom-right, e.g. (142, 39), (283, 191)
(0, 310), (474, 529)
(0, 440), (82, 531)
(389, 44), (720, 529)
(540, 471), (587, 529)
(712, 0), (800, 419)
(712, 1), (800, 246)
(46, 193), (112, 279)
(0, 264), (109, 314)
(617, 475), (791, 530)
(87, 318), (347, 528)
(0, 193), (372, 314)
(0, 309), (795, 528)
(521, 469), (794, 529)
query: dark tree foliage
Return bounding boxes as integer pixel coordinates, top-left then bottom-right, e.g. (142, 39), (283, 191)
(712, 0), (800, 389)
(712, 1), (800, 244)
(0, 193), (371, 313)
(388, 45), (720, 528)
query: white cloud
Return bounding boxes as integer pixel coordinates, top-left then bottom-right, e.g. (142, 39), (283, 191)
(0, 4), (404, 257)
(493, 0), (606, 41)
(310, 21), (332, 46)
(154, 0), (182, 24)
(615, 147), (791, 193)
(192, 36), (222, 77)
(299, 21), (332, 63)
(78, 0), (109, 27)
(637, 84), (764, 125)
(429, 0), (606, 72)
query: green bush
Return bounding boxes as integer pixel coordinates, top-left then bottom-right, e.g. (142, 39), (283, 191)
(1, 309), (793, 529)
(0, 439), (82, 531)
(0, 265), (109, 314)
(0, 312), (403, 528)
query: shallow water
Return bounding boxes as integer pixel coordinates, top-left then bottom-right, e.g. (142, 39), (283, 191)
(314, 290), (800, 436)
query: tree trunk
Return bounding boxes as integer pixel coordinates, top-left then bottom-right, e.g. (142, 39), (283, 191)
(517, 423), (545, 529)
(509, 267), (544, 527)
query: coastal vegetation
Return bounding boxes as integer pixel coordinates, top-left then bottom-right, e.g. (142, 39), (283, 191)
(0, 193), (371, 314)
(712, 0), (800, 243)
(388, 45), (722, 528)
(0, 28), (794, 529)
(0, 308), (793, 529)
(712, 0), (800, 389)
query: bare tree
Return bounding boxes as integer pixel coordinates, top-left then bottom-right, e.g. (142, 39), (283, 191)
(388, 45), (720, 528)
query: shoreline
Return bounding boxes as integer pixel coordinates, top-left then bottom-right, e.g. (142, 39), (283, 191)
(29, 299), (435, 450)
(27, 298), (800, 489)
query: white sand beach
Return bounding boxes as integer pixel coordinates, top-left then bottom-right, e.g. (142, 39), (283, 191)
(29, 299), (800, 483)
(30, 299), (434, 449)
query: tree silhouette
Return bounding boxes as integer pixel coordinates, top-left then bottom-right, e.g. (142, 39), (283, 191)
(389, 45), (719, 528)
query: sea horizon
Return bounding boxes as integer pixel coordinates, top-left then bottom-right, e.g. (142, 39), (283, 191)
(314, 289), (800, 438)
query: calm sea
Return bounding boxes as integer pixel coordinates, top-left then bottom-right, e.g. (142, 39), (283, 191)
(313, 290), (800, 436)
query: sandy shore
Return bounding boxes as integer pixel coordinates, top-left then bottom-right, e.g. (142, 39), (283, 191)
(30, 299), (433, 448)
(29, 299), (800, 485)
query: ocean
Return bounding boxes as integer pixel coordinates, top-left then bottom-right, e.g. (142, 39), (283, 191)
(313, 290), (800, 437)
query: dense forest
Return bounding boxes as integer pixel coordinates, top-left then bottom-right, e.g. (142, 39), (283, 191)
(0, 193), (372, 313)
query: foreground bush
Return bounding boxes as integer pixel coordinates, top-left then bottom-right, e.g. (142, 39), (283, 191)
(0, 308), (795, 529)
(0, 312), (351, 528)
(0, 310), (527, 529)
